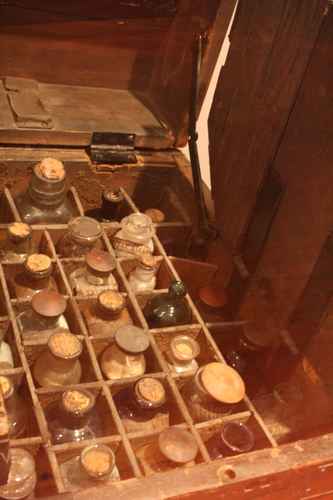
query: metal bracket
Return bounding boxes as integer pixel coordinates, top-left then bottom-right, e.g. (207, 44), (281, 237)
(90, 132), (137, 164)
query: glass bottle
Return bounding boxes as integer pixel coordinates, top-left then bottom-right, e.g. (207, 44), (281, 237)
(10, 253), (58, 300)
(85, 189), (124, 222)
(195, 285), (229, 323)
(181, 362), (246, 423)
(58, 216), (104, 258)
(165, 335), (200, 374)
(0, 376), (28, 439)
(68, 250), (118, 296)
(44, 387), (102, 444)
(101, 325), (149, 380)
(136, 427), (198, 476)
(113, 377), (169, 433)
(0, 448), (37, 500)
(113, 212), (155, 258)
(143, 281), (192, 328)
(81, 290), (132, 337)
(59, 444), (120, 492)
(17, 290), (68, 337)
(0, 329), (14, 369)
(0, 223), (38, 263)
(206, 420), (254, 460)
(128, 253), (157, 293)
(13, 157), (75, 224)
(33, 331), (82, 388)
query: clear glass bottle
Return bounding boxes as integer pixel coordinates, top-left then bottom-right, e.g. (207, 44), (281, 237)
(128, 254), (157, 293)
(165, 335), (200, 374)
(10, 253), (58, 300)
(33, 331), (82, 388)
(17, 290), (68, 337)
(69, 250), (118, 296)
(195, 285), (229, 323)
(143, 281), (192, 328)
(206, 420), (254, 460)
(13, 157), (75, 224)
(101, 325), (149, 380)
(113, 377), (169, 433)
(59, 444), (120, 492)
(81, 290), (132, 337)
(85, 189), (124, 222)
(136, 427), (198, 476)
(181, 362), (246, 423)
(0, 329), (14, 369)
(44, 388), (102, 444)
(58, 216), (104, 258)
(0, 376), (27, 439)
(113, 212), (155, 258)
(0, 223), (38, 263)
(0, 448), (37, 500)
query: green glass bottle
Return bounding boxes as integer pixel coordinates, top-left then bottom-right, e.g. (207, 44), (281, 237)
(143, 281), (192, 328)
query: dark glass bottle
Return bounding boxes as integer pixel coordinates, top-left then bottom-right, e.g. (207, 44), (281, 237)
(68, 250), (118, 296)
(58, 216), (104, 258)
(0, 222), (38, 263)
(143, 281), (192, 328)
(10, 253), (58, 300)
(0, 376), (28, 439)
(85, 189), (124, 222)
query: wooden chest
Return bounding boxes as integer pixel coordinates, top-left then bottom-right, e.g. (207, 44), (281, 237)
(0, 0), (333, 498)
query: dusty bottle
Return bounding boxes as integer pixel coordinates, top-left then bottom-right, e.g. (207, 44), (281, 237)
(101, 325), (149, 380)
(13, 157), (75, 224)
(85, 189), (124, 222)
(58, 216), (104, 258)
(113, 212), (155, 258)
(10, 253), (58, 300)
(114, 377), (169, 433)
(181, 362), (246, 423)
(0, 376), (28, 439)
(33, 331), (82, 388)
(69, 250), (118, 296)
(165, 335), (200, 374)
(128, 253), (157, 293)
(59, 444), (120, 492)
(206, 420), (254, 460)
(44, 387), (102, 444)
(0, 329), (14, 369)
(143, 281), (192, 328)
(0, 222), (38, 263)
(0, 448), (37, 500)
(81, 290), (132, 337)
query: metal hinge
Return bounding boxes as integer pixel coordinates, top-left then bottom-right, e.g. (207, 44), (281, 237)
(90, 132), (137, 164)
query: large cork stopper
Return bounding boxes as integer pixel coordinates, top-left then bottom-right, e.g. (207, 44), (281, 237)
(99, 291), (125, 310)
(138, 378), (164, 403)
(9, 222), (31, 237)
(201, 362), (245, 404)
(49, 332), (82, 358)
(63, 389), (91, 412)
(26, 254), (51, 272)
(144, 208), (165, 223)
(35, 158), (65, 180)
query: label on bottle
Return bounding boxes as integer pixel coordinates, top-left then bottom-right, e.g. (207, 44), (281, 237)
(112, 238), (151, 257)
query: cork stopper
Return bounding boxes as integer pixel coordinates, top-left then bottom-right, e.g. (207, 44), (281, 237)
(35, 158), (65, 181)
(98, 290), (125, 312)
(139, 253), (156, 269)
(69, 216), (102, 243)
(32, 290), (67, 318)
(171, 335), (200, 361)
(138, 378), (165, 403)
(26, 254), (51, 273)
(158, 427), (198, 464)
(7, 222), (32, 241)
(0, 376), (11, 397)
(201, 362), (245, 404)
(115, 325), (149, 354)
(48, 331), (82, 359)
(85, 250), (116, 274)
(81, 444), (115, 478)
(62, 388), (94, 413)
(199, 285), (228, 308)
(144, 208), (165, 223)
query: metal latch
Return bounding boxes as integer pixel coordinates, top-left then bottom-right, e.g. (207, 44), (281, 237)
(90, 132), (137, 164)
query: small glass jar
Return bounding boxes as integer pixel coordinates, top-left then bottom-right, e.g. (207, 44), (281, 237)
(81, 290), (132, 337)
(33, 331), (82, 388)
(113, 377), (169, 433)
(206, 420), (254, 460)
(165, 335), (200, 374)
(136, 427), (198, 476)
(113, 212), (155, 258)
(0, 448), (37, 500)
(101, 325), (149, 380)
(195, 285), (229, 323)
(59, 444), (120, 492)
(181, 362), (246, 423)
(85, 189), (124, 222)
(143, 281), (192, 328)
(69, 250), (118, 296)
(0, 223), (38, 263)
(11, 253), (58, 300)
(44, 388), (102, 444)
(0, 376), (27, 439)
(17, 290), (68, 337)
(58, 216), (104, 258)
(128, 253), (157, 293)
(13, 158), (75, 225)
(0, 329), (14, 369)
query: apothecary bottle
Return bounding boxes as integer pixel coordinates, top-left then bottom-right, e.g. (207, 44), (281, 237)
(33, 331), (82, 387)
(165, 335), (200, 374)
(0, 329), (14, 369)
(113, 212), (155, 258)
(181, 362), (245, 423)
(81, 290), (132, 336)
(206, 420), (254, 460)
(143, 281), (192, 328)
(128, 253), (157, 293)
(44, 387), (102, 444)
(0, 222), (38, 263)
(17, 290), (68, 336)
(59, 444), (120, 492)
(11, 253), (58, 300)
(136, 427), (198, 476)
(58, 216), (104, 258)
(0, 376), (27, 439)
(85, 189), (124, 222)
(13, 157), (75, 224)
(69, 250), (118, 296)
(0, 448), (37, 500)
(113, 377), (169, 433)
(101, 325), (149, 380)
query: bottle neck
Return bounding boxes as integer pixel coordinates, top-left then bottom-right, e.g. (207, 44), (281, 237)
(47, 350), (78, 372)
(8, 239), (32, 256)
(28, 170), (66, 207)
(32, 311), (60, 330)
(59, 406), (91, 430)
(86, 267), (110, 286)
(133, 265), (155, 282)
